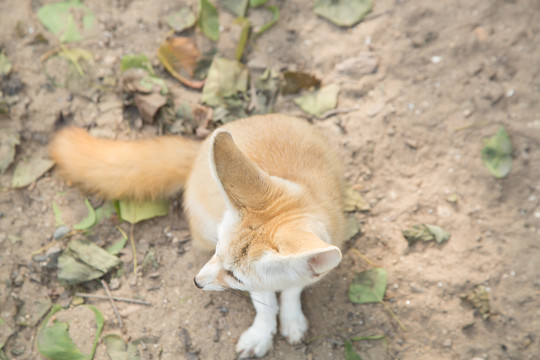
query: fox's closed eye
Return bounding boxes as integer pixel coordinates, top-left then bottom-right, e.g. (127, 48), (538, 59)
(226, 270), (243, 283)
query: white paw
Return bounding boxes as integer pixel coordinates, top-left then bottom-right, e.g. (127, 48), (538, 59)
(280, 313), (307, 344)
(236, 325), (275, 358)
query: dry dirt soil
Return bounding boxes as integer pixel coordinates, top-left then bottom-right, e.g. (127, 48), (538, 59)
(1, 0), (540, 359)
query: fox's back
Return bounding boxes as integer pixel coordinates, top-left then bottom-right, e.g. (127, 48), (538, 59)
(184, 115), (345, 248)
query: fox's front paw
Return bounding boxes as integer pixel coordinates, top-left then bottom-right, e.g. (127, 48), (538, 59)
(280, 313), (307, 344)
(236, 325), (275, 358)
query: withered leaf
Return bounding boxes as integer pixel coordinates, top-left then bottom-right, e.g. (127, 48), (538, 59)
(157, 37), (205, 89)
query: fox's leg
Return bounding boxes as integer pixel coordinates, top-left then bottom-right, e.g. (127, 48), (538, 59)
(236, 291), (278, 358)
(279, 286), (308, 344)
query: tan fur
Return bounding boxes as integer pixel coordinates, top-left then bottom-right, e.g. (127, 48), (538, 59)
(49, 127), (200, 201)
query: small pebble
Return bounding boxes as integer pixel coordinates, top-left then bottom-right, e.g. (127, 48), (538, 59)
(473, 27), (489, 42)
(109, 278), (121, 290)
(443, 339), (452, 347)
(13, 272), (24, 287)
(53, 225), (70, 240)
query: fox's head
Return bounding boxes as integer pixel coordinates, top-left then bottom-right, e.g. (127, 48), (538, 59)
(193, 130), (342, 293)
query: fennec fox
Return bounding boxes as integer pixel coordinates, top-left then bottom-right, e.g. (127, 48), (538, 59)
(50, 114), (346, 358)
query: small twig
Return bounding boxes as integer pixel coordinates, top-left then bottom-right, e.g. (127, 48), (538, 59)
(40, 46), (62, 62)
(101, 280), (123, 329)
(318, 105), (360, 120)
(379, 300), (407, 331)
(454, 121), (492, 132)
(363, 10), (392, 22)
(75, 293), (152, 306)
(31, 239), (59, 257)
(351, 249), (381, 268)
(115, 225), (128, 241)
(31, 230), (79, 256)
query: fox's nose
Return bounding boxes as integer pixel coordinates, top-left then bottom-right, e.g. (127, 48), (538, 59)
(193, 277), (203, 289)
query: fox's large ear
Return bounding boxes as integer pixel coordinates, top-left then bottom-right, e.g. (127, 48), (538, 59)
(294, 243), (342, 278)
(281, 231), (342, 278)
(306, 246), (342, 276)
(210, 129), (271, 210)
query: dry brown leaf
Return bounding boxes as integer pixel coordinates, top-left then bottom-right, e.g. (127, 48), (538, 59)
(157, 37), (204, 89)
(134, 93), (168, 123)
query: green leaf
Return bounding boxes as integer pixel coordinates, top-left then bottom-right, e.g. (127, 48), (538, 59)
(166, 8), (197, 32)
(0, 52), (12, 76)
(12, 158), (55, 188)
(38, 322), (88, 360)
(106, 235), (128, 255)
(425, 224), (450, 244)
(72, 198), (97, 230)
(95, 202), (117, 223)
(235, 17), (251, 61)
(249, 0), (268, 7)
(481, 126), (513, 178)
(349, 268), (387, 304)
(344, 184), (370, 212)
(37, 305), (87, 360)
(461, 285), (491, 320)
(37, 0), (95, 43)
(120, 54), (155, 75)
(294, 83), (340, 116)
(345, 341), (362, 360)
(104, 337), (155, 360)
(345, 215), (361, 241)
(67, 238), (122, 274)
(402, 224), (450, 245)
(222, 0), (249, 17)
(118, 199), (170, 224)
(201, 57), (249, 107)
(103, 334), (128, 360)
(37, 305), (103, 360)
(57, 252), (103, 284)
(0, 130), (20, 174)
(57, 238), (122, 284)
(126, 341), (141, 360)
(402, 224), (433, 243)
(254, 5), (279, 37)
(87, 306), (104, 358)
(198, 0), (220, 41)
(314, 0), (372, 27)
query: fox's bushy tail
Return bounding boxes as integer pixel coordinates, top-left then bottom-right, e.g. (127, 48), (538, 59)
(49, 127), (200, 201)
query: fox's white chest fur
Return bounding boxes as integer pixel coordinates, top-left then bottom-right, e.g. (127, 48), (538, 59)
(189, 116), (345, 358)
